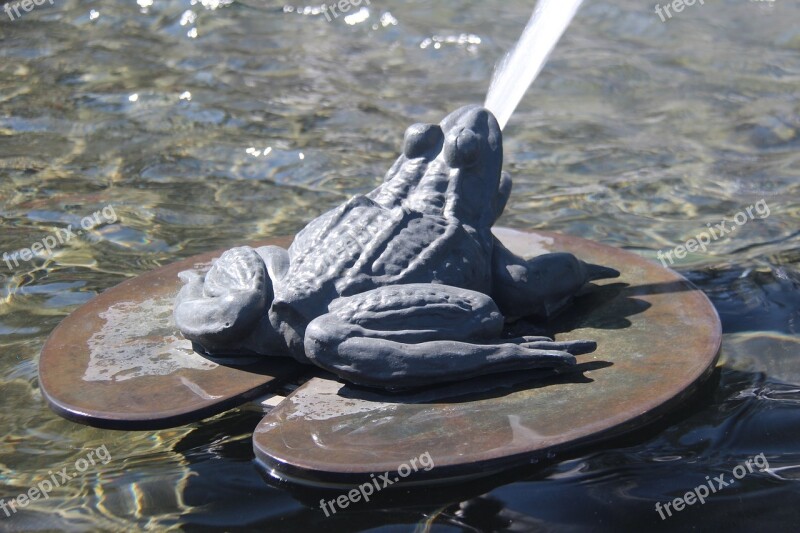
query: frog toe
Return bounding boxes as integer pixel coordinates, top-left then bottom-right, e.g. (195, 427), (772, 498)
(521, 338), (596, 355)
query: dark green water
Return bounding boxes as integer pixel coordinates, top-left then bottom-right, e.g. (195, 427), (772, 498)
(1, 0), (799, 531)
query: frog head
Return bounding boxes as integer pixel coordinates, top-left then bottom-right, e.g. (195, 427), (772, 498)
(389, 105), (505, 228)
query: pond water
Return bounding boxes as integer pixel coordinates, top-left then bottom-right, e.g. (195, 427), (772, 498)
(1, 0), (799, 531)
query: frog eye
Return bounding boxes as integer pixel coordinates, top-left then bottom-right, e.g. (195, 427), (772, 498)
(403, 123), (443, 158)
(444, 128), (480, 168)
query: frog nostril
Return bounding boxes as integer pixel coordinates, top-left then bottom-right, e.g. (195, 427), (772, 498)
(403, 123), (444, 158)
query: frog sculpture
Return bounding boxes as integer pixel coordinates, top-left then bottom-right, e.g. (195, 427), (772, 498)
(174, 105), (618, 389)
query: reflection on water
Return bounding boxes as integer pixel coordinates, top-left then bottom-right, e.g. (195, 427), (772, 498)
(0, 0), (798, 530)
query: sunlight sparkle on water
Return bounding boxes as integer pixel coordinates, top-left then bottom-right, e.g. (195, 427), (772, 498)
(484, 0), (584, 130)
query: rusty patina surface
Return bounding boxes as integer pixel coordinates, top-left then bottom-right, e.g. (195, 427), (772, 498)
(38, 237), (305, 430)
(252, 228), (722, 486)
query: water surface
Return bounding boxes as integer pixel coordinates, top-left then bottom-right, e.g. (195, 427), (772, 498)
(1, 0), (799, 530)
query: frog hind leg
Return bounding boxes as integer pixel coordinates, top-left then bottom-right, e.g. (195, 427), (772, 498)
(174, 245), (289, 357)
(303, 284), (594, 389)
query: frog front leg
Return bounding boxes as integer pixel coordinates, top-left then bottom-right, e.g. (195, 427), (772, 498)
(491, 239), (620, 321)
(303, 284), (595, 389)
(174, 245), (290, 357)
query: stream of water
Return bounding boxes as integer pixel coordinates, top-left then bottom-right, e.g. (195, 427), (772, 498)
(485, 0), (585, 129)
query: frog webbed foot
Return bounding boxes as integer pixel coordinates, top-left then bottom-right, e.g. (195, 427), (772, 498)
(303, 284), (594, 389)
(175, 246), (280, 355)
(491, 336), (595, 357)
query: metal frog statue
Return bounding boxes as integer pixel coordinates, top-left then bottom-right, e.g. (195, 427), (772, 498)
(174, 105), (619, 389)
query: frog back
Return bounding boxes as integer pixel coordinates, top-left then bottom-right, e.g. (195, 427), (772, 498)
(274, 195), (492, 319)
